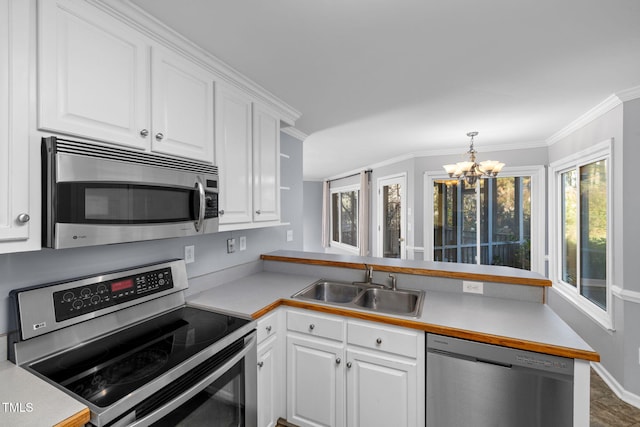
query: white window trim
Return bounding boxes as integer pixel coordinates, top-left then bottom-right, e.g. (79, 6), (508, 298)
(424, 165), (546, 275)
(548, 139), (613, 331)
(330, 184), (360, 254)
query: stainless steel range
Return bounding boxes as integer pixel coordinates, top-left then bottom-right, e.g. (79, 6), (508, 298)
(9, 260), (257, 427)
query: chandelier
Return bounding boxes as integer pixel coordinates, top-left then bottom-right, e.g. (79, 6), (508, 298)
(442, 132), (505, 186)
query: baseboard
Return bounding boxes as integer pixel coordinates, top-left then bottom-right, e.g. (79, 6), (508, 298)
(592, 362), (640, 409)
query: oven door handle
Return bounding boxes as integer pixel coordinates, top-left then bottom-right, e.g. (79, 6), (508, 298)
(128, 333), (257, 427)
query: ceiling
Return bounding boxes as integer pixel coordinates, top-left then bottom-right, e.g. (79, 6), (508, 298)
(130, 0), (640, 180)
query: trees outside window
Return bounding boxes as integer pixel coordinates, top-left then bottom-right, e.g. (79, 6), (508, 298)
(433, 176), (532, 270)
(551, 139), (611, 326)
(331, 187), (359, 250)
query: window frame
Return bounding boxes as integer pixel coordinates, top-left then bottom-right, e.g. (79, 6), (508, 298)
(424, 165), (546, 274)
(330, 184), (360, 254)
(549, 139), (613, 330)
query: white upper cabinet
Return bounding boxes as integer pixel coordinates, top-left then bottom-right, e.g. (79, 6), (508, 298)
(0, 0), (38, 253)
(38, 0), (149, 150)
(252, 104), (281, 223)
(38, 0), (215, 163)
(215, 82), (283, 229)
(215, 83), (254, 225)
(150, 44), (214, 161)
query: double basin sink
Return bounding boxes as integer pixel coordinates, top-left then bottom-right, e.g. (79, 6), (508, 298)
(292, 280), (425, 317)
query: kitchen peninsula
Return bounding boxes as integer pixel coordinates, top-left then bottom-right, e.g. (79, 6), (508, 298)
(187, 250), (598, 427)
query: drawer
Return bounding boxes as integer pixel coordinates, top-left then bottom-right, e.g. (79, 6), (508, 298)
(257, 310), (279, 344)
(347, 320), (418, 358)
(287, 310), (344, 341)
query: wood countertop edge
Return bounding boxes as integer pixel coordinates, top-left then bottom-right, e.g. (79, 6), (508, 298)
(53, 407), (90, 427)
(260, 254), (552, 287)
(252, 299), (600, 363)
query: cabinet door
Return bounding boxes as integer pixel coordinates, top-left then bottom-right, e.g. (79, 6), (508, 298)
(151, 45), (214, 162)
(252, 103), (280, 222)
(38, 0), (149, 149)
(346, 349), (418, 427)
(215, 84), (253, 224)
(257, 334), (279, 427)
(287, 335), (345, 427)
(0, 0), (35, 251)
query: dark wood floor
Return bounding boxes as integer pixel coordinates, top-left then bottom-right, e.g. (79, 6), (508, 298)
(591, 369), (640, 426)
(277, 369), (640, 427)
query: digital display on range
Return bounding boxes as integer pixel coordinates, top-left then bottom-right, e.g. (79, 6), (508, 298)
(111, 278), (134, 293)
(53, 267), (174, 322)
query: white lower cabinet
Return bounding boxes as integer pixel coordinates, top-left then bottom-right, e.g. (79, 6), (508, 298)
(285, 308), (425, 427)
(257, 309), (285, 427)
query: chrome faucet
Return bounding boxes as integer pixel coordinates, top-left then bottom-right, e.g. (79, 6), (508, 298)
(364, 265), (374, 284)
(388, 274), (397, 291)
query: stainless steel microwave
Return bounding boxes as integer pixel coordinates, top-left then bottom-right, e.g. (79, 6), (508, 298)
(42, 137), (219, 249)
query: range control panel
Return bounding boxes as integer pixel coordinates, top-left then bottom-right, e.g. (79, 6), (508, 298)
(53, 267), (174, 322)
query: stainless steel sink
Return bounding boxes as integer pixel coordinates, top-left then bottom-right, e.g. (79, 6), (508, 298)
(293, 280), (366, 303)
(353, 288), (424, 317)
(291, 279), (424, 317)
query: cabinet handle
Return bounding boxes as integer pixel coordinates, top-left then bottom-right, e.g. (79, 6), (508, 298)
(140, 129), (149, 137)
(218, 210), (225, 216)
(257, 361), (264, 368)
(265, 325), (272, 333)
(255, 209), (261, 215)
(17, 213), (30, 223)
(346, 362), (352, 369)
(376, 338), (382, 344)
(155, 132), (164, 141)
(309, 324), (315, 331)
(336, 358), (341, 365)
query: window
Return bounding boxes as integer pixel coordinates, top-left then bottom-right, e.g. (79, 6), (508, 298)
(432, 175), (532, 270)
(331, 186), (359, 250)
(552, 140), (611, 324)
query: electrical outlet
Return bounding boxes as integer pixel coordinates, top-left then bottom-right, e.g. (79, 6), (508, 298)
(286, 229), (293, 242)
(239, 236), (246, 251)
(463, 280), (483, 294)
(184, 245), (195, 264)
(227, 238), (236, 253)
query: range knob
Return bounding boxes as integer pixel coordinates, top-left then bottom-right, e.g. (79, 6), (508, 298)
(72, 300), (83, 310)
(90, 295), (101, 305)
(97, 284), (108, 294)
(80, 288), (91, 298)
(62, 292), (75, 303)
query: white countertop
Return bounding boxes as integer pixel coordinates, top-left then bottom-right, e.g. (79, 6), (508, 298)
(187, 271), (596, 360)
(0, 360), (87, 427)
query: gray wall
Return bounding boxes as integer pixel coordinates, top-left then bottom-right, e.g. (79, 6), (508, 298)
(303, 181), (324, 252)
(0, 131), (304, 335)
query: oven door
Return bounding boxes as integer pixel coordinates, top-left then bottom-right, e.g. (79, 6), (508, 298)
(121, 332), (257, 427)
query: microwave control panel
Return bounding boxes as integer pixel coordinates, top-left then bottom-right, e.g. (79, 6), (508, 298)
(53, 267), (174, 322)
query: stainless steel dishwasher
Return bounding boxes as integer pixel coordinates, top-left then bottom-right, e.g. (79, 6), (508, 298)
(427, 334), (574, 427)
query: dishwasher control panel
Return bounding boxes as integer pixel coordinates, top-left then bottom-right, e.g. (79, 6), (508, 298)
(427, 333), (574, 376)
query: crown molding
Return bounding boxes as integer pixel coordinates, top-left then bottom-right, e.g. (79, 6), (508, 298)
(546, 95), (622, 145)
(281, 126), (308, 141)
(88, 0), (301, 126)
(616, 84), (640, 102)
(546, 85), (640, 146)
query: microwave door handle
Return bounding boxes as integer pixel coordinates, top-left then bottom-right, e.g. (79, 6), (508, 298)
(194, 179), (205, 232)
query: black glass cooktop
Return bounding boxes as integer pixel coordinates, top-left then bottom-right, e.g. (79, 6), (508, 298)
(30, 307), (250, 408)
